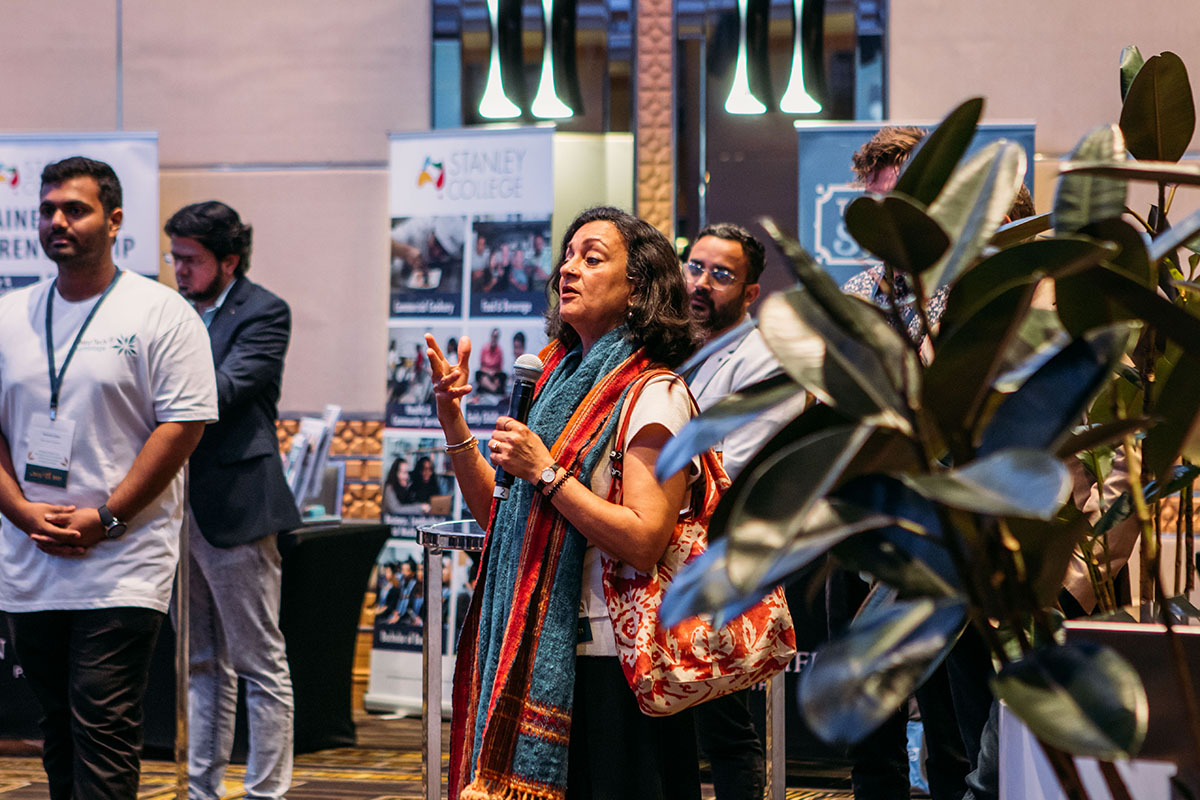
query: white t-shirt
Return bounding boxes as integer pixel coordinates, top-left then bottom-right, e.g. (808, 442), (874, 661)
(0, 271), (218, 614)
(577, 374), (701, 656)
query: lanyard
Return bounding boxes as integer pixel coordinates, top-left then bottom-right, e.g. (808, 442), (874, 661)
(45, 269), (122, 420)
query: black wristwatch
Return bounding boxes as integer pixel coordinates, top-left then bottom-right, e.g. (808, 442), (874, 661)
(535, 463), (561, 494)
(97, 504), (127, 540)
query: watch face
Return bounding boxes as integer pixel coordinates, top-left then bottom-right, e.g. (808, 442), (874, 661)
(105, 523), (127, 540)
(541, 466), (557, 484)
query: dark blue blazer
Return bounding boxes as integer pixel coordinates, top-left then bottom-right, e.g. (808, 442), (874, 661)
(189, 277), (302, 547)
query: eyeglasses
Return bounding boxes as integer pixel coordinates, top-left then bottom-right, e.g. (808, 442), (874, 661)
(683, 260), (742, 287)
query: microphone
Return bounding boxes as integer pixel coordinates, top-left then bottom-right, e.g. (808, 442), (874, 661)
(493, 353), (545, 500)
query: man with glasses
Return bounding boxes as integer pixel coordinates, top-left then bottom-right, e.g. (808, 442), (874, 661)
(682, 223), (801, 800)
(684, 223), (796, 479)
(166, 200), (300, 800)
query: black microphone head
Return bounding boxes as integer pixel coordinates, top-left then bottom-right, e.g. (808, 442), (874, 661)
(512, 353), (544, 384)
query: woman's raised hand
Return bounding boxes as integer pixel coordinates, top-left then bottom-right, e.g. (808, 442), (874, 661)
(425, 333), (473, 424)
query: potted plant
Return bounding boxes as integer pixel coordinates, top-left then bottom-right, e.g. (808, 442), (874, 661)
(659, 46), (1200, 799)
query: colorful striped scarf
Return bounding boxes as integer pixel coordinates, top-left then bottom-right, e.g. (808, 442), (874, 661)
(450, 327), (655, 800)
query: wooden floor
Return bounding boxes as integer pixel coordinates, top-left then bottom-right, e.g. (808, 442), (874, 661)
(0, 712), (853, 799)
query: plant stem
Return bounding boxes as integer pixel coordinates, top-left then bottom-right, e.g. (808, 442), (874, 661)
(1157, 182), (1168, 236)
(1186, 472), (1195, 594)
(1098, 760), (1134, 800)
(1124, 435), (1156, 620)
(1038, 740), (1090, 800)
(1125, 205), (1154, 234)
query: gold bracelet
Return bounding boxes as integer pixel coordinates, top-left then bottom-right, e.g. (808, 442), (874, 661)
(545, 472), (570, 499)
(444, 436), (478, 454)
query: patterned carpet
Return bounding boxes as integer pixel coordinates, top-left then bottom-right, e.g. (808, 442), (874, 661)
(0, 713), (853, 799)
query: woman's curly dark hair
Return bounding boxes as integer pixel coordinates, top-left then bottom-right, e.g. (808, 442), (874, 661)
(545, 206), (700, 368)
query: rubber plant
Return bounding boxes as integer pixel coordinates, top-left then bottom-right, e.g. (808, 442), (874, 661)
(658, 47), (1200, 798)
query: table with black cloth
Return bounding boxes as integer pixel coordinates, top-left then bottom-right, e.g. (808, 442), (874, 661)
(0, 521), (391, 757)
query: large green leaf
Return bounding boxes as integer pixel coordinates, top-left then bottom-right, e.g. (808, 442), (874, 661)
(1143, 351), (1200, 478)
(758, 290), (911, 431)
(894, 98), (985, 206)
(897, 449), (1071, 520)
(831, 475), (961, 596)
(990, 308), (1072, 393)
(1119, 51), (1196, 163)
(940, 237), (1115, 337)
(656, 373), (803, 481)
(724, 424), (876, 589)
(925, 141), (1026, 297)
(1085, 264), (1200, 350)
(749, 499), (898, 594)
(1006, 516), (1090, 607)
(844, 194), (950, 274)
(1082, 218), (1155, 288)
(1120, 46), (1145, 101)
(987, 212), (1052, 249)
(994, 642), (1148, 759)
(1148, 206), (1200, 265)
(924, 283), (1035, 456)
(706, 404), (851, 543)
(662, 498), (901, 627)
(1061, 159), (1200, 186)
(658, 537), (821, 628)
(978, 328), (1127, 457)
(761, 220), (919, 398)
(1055, 417), (1151, 459)
(1052, 125), (1128, 234)
(799, 598), (967, 745)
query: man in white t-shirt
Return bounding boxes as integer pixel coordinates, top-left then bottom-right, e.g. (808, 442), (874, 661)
(0, 157), (217, 800)
(683, 223), (801, 800)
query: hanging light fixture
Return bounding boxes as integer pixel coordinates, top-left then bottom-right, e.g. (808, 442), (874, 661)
(479, 0), (521, 119)
(779, 0), (822, 113)
(724, 0), (766, 115)
(531, 0), (574, 118)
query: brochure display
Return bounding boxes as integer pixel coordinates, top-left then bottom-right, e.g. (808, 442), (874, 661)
(369, 127), (558, 714)
(0, 133), (159, 296)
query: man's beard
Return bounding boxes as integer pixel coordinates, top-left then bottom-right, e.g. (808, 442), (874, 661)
(181, 275), (223, 304)
(692, 289), (744, 334)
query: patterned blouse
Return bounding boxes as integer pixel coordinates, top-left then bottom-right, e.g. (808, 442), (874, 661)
(841, 265), (948, 345)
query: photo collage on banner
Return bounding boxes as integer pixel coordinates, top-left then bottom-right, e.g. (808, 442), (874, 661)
(371, 128), (554, 687)
(383, 127), (554, 545)
(0, 133), (159, 299)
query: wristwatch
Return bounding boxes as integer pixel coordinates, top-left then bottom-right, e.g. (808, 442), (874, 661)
(97, 504), (127, 540)
(535, 463), (561, 494)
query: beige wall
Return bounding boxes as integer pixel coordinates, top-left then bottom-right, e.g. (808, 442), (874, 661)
(3, 0), (430, 414)
(890, 1), (1200, 218)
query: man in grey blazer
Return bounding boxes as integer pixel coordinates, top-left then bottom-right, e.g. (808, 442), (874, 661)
(683, 223), (803, 800)
(168, 201), (301, 800)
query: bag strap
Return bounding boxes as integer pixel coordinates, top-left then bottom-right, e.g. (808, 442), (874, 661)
(604, 368), (699, 506)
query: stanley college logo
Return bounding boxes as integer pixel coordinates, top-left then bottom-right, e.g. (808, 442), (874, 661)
(416, 156), (445, 191)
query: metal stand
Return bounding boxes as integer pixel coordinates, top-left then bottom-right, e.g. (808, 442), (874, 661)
(764, 672), (785, 800)
(174, 478), (190, 799)
(417, 520), (486, 800)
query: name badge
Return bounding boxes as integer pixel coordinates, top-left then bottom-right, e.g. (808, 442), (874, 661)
(24, 415), (75, 488)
